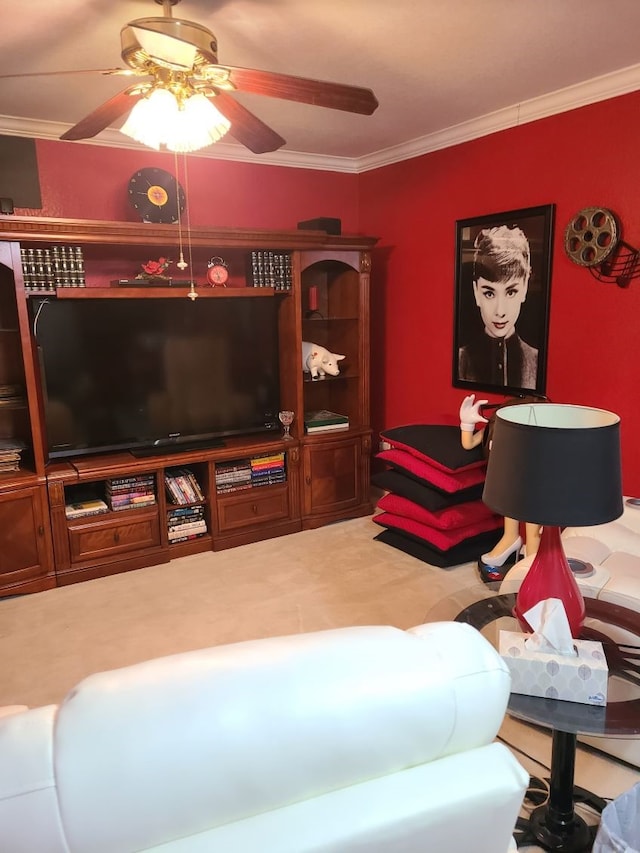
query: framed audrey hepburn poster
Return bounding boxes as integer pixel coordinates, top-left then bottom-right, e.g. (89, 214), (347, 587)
(453, 204), (555, 398)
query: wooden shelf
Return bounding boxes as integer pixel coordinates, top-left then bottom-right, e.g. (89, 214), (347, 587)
(51, 286), (280, 299)
(0, 216), (377, 252)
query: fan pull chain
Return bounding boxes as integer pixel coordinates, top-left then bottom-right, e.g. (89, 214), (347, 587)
(173, 150), (187, 273)
(182, 153), (197, 301)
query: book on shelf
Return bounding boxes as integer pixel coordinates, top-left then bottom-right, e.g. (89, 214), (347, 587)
(168, 505), (205, 519)
(168, 530), (208, 544)
(107, 474), (155, 490)
(216, 482), (253, 495)
(65, 498), (109, 519)
(306, 421), (350, 434)
(304, 409), (349, 428)
(168, 519), (208, 534)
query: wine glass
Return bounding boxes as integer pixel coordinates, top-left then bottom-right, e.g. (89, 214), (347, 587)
(278, 410), (294, 440)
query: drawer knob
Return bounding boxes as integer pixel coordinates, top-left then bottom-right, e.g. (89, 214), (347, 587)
(114, 531), (120, 543)
(252, 504), (258, 514)
(38, 525), (44, 536)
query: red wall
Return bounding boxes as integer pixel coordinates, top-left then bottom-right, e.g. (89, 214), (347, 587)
(21, 140), (361, 231)
(359, 90), (640, 497)
(16, 92), (640, 495)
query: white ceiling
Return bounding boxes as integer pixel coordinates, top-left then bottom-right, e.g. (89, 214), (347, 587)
(3, 0), (640, 172)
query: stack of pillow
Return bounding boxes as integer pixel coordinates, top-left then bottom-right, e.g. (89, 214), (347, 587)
(372, 424), (502, 567)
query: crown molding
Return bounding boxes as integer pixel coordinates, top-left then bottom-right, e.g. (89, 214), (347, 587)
(354, 62), (640, 173)
(2, 62), (640, 175)
(0, 114), (359, 173)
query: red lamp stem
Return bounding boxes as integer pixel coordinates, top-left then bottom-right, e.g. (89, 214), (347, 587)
(513, 525), (586, 638)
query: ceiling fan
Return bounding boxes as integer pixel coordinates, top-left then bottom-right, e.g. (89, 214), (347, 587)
(3, 0), (378, 154)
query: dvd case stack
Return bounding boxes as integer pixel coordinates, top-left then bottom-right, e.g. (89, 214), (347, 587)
(167, 504), (207, 543)
(0, 384), (27, 409)
(0, 438), (26, 473)
(164, 468), (205, 505)
(215, 459), (253, 494)
(106, 474), (156, 511)
(250, 452), (286, 487)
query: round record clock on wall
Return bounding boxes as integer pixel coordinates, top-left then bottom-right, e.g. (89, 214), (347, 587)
(128, 167), (185, 224)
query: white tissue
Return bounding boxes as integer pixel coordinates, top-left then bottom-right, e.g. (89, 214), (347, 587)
(523, 598), (577, 657)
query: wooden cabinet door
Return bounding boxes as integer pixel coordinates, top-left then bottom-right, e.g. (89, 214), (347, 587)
(302, 435), (362, 518)
(0, 485), (54, 593)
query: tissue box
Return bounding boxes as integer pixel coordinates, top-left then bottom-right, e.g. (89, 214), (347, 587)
(499, 631), (608, 705)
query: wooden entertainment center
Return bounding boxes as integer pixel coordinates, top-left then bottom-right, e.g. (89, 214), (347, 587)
(0, 217), (376, 597)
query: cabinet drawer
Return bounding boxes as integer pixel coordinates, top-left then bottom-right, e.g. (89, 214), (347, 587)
(217, 486), (290, 533)
(68, 509), (161, 563)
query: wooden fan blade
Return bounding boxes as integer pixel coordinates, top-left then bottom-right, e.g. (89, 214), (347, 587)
(213, 92), (286, 154)
(60, 88), (144, 141)
(220, 66), (378, 115)
(0, 68), (136, 80)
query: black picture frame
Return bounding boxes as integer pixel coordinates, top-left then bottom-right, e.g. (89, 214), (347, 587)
(453, 204), (555, 398)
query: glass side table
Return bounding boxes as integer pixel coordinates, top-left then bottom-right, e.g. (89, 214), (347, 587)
(443, 592), (640, 852)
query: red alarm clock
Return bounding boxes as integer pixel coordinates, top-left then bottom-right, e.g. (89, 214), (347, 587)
(206, 257), (229, 287)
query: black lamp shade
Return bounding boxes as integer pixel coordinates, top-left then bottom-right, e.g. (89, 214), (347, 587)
(483, 404), (623, 527)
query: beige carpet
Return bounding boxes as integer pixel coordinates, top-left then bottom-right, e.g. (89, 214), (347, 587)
(1, 515), (637, 850)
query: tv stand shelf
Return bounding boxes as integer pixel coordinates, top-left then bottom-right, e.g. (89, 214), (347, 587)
(0, 216), (376, 595)
(46, 436), (302, 586)
(51, 287), (280, 299)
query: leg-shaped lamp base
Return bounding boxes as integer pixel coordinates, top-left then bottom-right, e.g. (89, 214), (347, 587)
(513, 525), (585, 638)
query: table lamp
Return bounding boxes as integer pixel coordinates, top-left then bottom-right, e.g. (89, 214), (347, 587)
(482, 403), (622, 637)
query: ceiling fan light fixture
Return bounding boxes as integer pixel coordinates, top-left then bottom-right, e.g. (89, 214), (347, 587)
(120, 87), (180, 149)
(120, 86), (230, 153)
(168, 92), (231, 150)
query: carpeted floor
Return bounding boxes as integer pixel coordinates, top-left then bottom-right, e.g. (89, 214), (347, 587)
(1, 515), (637, 850)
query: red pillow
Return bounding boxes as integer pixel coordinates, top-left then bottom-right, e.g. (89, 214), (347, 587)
(373, 511), (502, 552)
(377, 448), (486, 494)
(377, 493), (497, 530)
(380, 424), (485, 473)
(374, 527), (502, 568)
(372, 469), (484, 510)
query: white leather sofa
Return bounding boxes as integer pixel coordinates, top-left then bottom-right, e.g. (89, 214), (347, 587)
(500, 501), (640, 767)
(0, 622), (528, 853)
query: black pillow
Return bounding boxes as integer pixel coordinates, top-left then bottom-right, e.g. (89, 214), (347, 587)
(374, 527), (502, 569)
(380, 424), (485, 472)
(372, 468), (484, 511)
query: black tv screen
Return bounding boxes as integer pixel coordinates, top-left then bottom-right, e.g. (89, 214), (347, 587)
(31, 296), (281, 460)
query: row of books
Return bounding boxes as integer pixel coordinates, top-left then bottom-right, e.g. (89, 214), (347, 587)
(21, 245), (86, 291)
(215, 452), (287, 493)
(248, 251), (293, 290)
(165, 468), (205, 505)
(304, 409), (350, 434)
(0, 438), (26, 473)
(168, 504), (208, 543)
(106, 473), (156, 511)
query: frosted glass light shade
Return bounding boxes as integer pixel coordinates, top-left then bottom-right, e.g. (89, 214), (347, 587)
(121, 89), (230, 153)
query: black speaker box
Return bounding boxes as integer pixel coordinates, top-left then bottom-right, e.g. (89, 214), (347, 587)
(297, 217), (341, 235)
(0, 197), (14, 215)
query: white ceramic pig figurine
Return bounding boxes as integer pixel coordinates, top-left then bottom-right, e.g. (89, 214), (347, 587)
(302, 341), (345, 379)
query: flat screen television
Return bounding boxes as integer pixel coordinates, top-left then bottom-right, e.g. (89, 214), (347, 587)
(31, 296), (282, 460)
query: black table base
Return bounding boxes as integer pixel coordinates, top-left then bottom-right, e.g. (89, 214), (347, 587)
(515, 731), (608, 851)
